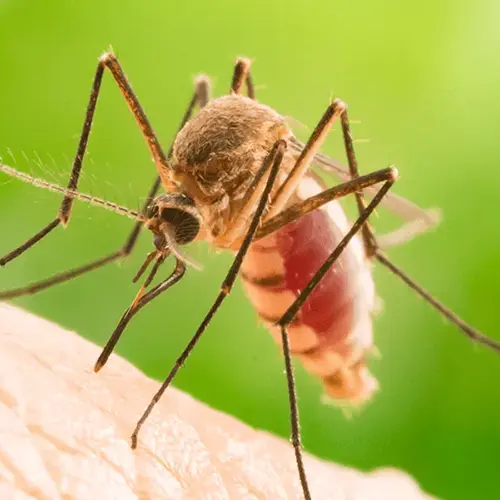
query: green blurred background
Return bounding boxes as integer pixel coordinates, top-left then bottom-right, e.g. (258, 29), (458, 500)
(1, 1), (499, 498)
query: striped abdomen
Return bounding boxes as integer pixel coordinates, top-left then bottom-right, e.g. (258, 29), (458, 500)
(241, 177), (378, 404)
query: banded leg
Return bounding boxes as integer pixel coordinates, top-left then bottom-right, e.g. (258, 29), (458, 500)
(0, 73), (210, 299)
(130, 141), (286, 443)
(338, 107), (500, 352)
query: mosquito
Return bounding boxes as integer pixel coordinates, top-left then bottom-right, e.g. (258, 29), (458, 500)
(0, 53), (499, 500)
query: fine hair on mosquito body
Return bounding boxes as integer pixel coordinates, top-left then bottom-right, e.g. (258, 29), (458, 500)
(1, 52), (499, 500)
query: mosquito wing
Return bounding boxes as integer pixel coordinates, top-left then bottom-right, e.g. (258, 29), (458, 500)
(288, 136), (441, 249)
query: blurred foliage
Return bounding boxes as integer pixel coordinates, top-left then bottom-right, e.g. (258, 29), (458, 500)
(1, 1), (499, 498)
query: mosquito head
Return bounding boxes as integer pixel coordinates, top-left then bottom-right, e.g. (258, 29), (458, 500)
(146, 193), (202, 260)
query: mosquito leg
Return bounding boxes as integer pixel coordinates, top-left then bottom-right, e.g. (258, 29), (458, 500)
(338, 108), (379, 256)
(130, 140), (286, 447)
(0, 76), (209, 299)
(194, 74), (212, 108)
(374, 252), (500, 351)
(230, 57), (255, 98)
(121, 75), (211, 255)
(338, 104), (437, 254)
(268, 99), (346, 218)
(338, 107), (500, 352)
(0, 64), (105, 266)
(0, 251), (124, 299)
(338, 108), (440, 249)
(270, 176), (395, 500)
(338, 108), (436, 251)
(256, 167), (398, 241)
(222, 138), (292, 245)
(94, 257), (186, 372)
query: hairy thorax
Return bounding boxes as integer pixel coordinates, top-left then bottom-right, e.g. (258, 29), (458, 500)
(170, 95), (294, 247)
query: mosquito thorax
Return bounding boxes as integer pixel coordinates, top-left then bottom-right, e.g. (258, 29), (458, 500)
(169, 94), (293, 246)
(146, 193), (202, 250)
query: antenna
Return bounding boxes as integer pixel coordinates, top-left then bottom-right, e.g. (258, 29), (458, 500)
(0, 163), (147, 223)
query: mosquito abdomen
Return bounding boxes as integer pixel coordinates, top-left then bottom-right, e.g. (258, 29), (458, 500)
(241, 176), (378, 404)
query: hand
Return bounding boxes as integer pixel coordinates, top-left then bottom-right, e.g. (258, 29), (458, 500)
(0, 304), (431, 499)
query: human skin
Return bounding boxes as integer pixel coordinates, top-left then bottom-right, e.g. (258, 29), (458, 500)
(0, 304), (432, 499)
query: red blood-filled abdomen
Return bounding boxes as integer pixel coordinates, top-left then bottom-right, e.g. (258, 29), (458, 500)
(241, 177), (378, 403)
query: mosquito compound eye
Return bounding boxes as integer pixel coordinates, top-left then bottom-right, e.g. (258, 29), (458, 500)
(160, 207), (200, 244)
(152, 192), (201, 245)
(146, 203), (159, 219)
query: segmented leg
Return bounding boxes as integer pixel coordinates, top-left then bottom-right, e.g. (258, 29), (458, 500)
(256, 167), (397, 240)
(0, 67), (210, 299)
(268, 99), (346, 218)
(338, 106), (500, 352)
(94, 255), (186, 372)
